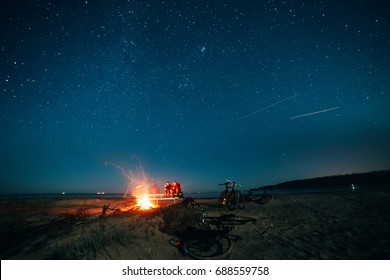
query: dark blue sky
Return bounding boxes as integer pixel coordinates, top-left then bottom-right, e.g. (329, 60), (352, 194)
(1, 0), (389, 194)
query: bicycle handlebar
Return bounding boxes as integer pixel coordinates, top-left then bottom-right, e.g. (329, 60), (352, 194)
(219, 181), (242, 187)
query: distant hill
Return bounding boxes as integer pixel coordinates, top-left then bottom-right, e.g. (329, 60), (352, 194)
(251, 170), (390, 191)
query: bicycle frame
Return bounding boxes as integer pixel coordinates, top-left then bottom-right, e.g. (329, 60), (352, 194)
(248, 188), (273, 204)
(169, 205), (256, 259)
(218, 181), (245, 210)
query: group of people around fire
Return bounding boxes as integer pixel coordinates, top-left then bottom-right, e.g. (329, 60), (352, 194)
(164, 181), (183, 198)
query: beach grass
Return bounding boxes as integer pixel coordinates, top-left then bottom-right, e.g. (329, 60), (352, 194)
(1, 190), (390, 259)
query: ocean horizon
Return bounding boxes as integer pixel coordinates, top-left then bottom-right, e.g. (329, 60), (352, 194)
(0, 183), (383, 200)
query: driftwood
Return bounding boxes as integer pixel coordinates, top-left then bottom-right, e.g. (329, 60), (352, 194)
(99, 204), (110, 218)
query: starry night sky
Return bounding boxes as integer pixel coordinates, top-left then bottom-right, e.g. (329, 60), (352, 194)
(1, 0), (389, 194)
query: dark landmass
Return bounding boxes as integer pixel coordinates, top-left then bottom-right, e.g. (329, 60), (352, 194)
(251, 170), (390, 192)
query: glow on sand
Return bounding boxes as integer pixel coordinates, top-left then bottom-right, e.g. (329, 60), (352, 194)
(105, 155), (157, 210)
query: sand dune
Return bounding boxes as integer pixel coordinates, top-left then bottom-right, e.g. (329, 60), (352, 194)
(0, 190), (389, 259)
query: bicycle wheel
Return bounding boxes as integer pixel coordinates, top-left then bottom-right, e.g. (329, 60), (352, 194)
(227, 190), (238, 210)
(183, 231), (232, 259)
(259, 194), (273, 204)
(218, 190), (229, 208)
(236, 190), (245, 209)
(182, 197), (201, 208)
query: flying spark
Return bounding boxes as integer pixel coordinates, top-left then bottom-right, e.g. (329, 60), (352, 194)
(105, 155), (148, 198)
(290, 106), (340, 120)
(241, 94), (301, 120)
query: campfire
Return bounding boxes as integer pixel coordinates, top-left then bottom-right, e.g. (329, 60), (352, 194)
(130, 181), (160, 211)
(111, 193), (159, 213)
(105, 156), (180, 213)
(135, 194), (156, 210)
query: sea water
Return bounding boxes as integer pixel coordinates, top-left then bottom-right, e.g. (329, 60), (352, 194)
(0, 184), (385, 200)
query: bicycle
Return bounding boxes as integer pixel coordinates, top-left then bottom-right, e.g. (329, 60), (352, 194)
(218, 180), (245, 210)
(169, 209), (256, 259)
(248, 187), (273, 204)
(181, 197), (201, 208)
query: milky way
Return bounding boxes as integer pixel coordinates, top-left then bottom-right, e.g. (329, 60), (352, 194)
(1, 1), (389, 194)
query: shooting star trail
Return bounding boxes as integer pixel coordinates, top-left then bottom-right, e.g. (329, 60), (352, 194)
(290, 106), (340, 120)
(241, 94), (301, 120)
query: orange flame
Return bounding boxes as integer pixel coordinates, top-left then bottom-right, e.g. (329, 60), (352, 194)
(136, 194), (155, 210)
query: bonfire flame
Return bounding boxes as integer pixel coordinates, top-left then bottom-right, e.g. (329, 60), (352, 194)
(136, 195), (155, 210)
(133, 183), (157, 210)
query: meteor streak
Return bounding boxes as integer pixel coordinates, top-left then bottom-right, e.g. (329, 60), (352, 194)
(290, 106), (340, 120)
(241, 94), (301, 120)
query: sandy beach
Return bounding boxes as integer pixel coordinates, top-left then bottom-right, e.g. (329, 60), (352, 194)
(1, 189), (389, 260)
